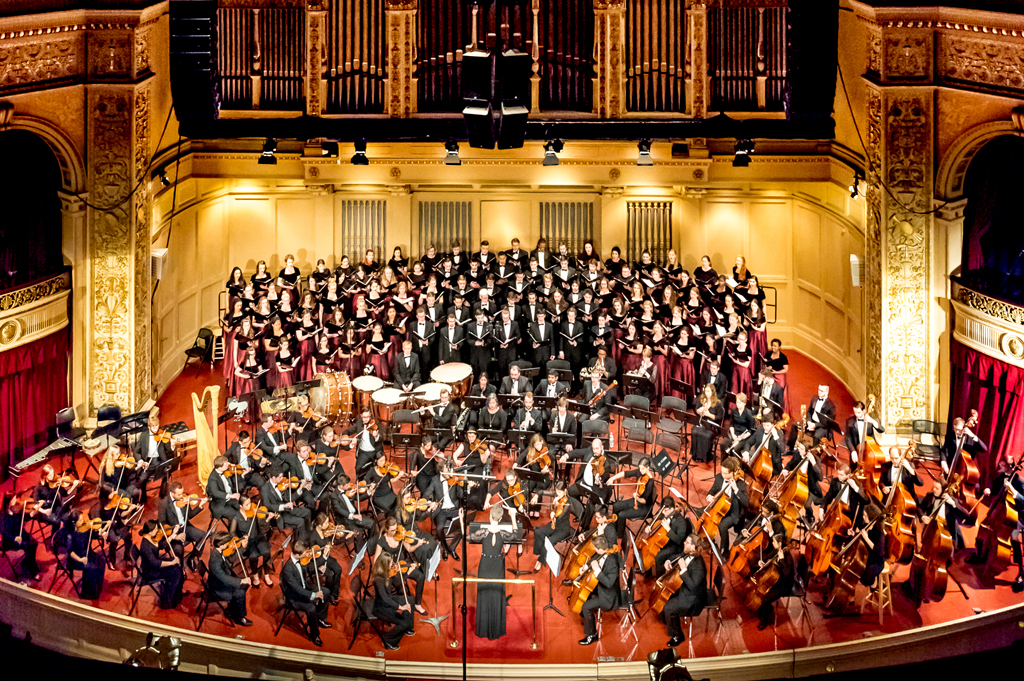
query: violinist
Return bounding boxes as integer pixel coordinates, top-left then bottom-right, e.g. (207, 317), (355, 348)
(516, 433), (554, 516)
(206, 456), (245, 524)
(138, 519), (184, 609)
(67, 510), (106, 599)
(371, 553), (415, 650)
(411, 437), (444, 499)
(582, 370), (613, 421)
(562, 436), (610, 522)
(208, 532), (253, 626)
(881, 445), (923, 505)
(261, 467), (312, 532)
(844, 400), (885, 467)
(754, 533), (795, 631)
(690, 383), (724, 463)
(372, 517), (428, 615)
(661, 535), (709, 647)
(328, 475), (374, 537)
(577, 536), (622, 646)
(1, 493), (41, 581)
(725, 393), (757, 458)
(132, 408), (175, 501)
(280, 540), (329, 647)
(313, 426), (345, 478)
(486, 468), (529, 529)
(786, 441), (826, 520)
(158, 481), (207, 559)
(366, 451), (404, 513)
(344, 408), (383, 475)
(532, 481), (580, 572)
(306, 513), (345, 605)
(288, 394), (328, 444)
(607, 457), (657, 550)
(939, 416), (988, 476)
(430, 462), (467, 561)
(391, 488), (439, 564)
(225, 430), (267, 492)
(821, 463), (864, 524)
(453, 429), (493, 508)
(32, 464), (78, 529)
(234, 495), (274, 587)
(255, 412), (287, 461)
(280, 440), (323, 507)
(703, 457), (749, 552)
(99, 444), (141, 504)
(511, 391), (544, 434)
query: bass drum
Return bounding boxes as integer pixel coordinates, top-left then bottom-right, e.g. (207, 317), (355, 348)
(310, 372), (353, 424)
(430, 362), (473, 399)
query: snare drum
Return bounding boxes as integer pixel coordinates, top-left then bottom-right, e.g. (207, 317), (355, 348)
(372, 387), (408, 424)
(310, 372), (353, 424)
(430, 362), (473, 399)
(411, 382), (447, 411)
(352, 375), (386, 413)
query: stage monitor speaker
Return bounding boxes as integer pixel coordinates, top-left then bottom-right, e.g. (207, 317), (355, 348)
(497, 49), (532, 109)
(169, 0), (221, 122)
(463, 100), (497, 149)
(461, 50), (496, 102)
(496, 103), (528, 150)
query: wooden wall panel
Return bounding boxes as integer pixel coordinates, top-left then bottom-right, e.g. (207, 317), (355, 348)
(748, 201), (790, 280)
(704, 200), (747, 269)
(821, 214), (846, 303)
(793, 204), (820, 289)
(275, 198), (317, 272)
(481, 200), (531, 248)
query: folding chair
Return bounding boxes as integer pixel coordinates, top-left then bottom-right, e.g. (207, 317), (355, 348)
(656, 396), (688, 436)
(581, 418), (609, 444)
(911, 420), (943, 462)
(622, 400), (655, 456)
(184, 328), (215, 371)
(348, 572), (387, 649)
(194, 558), (234, 631)
(127, 543), (169, 616)
(47, 531), (83, 598)
(274, 595), (313, 638)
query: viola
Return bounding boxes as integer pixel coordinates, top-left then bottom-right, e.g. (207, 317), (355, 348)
(152, 429), (173, 444)
(550, 495), (569, 529)
(507, 481), (526, 510)
(526, 445), (552, 469)
(242, 503), (275, 520)
(591, 452), (606, 478)
(404, 498), (432, 513)
(174, 493), (208, 508)
(104, 493), (136, 512)
(304, 453), (330, 467)
(277, 476), (302, 491)
(568, 546), (620, 614)
(376, 461), (402, 478)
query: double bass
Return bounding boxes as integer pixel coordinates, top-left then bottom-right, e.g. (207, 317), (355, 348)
(858, 394), (886, 501)
(804, 481), (855, 577)
(637, 505), (673, 572)
(745, 414), (790, 514)
(949, 409), (982, 509)
(907, 476), (960, 603)
(881, 443), (918, 565)
(775, 439), (826, 527)
(975, 482), (1020, 572)
(824, 516), (881, 612)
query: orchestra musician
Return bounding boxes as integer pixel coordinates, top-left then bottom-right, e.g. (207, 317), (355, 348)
(648, 498), (693, 577)
(743, 411), (786, 475)
(314, 427), (345, 478)
(328, 474), (375, 538)
(856, 504), (888, 587)
(138, 519), (184, 610)
(939, 416), (988, 476)
(371, 553), (415, 650)
(206, 456), (245, 525)
(700, 360), (729, 403)
(392, 339), (422, 391)
(537, 368), (569, 404)
(429, 462), (466, 561)
(411, 436), (444, 499)
(803, 384), (837, 444)
(1, 493), (42, 581)
(255, 412), (287, 461)
(754, 533), (796, 630)
(158, 481), (208, 559)
(516, 433), (555, 515)
(208, 532), (253, 626)
(500, 363), (531, 396)
(234, 495), (274, 587)
(132, 408), (175, 501)
(607, 457), (657, 550)
(512, 392), (544, 434)
(690, 383), (725, 463)
(755, 367), (786, 421)
(343, 408), (384, 475)
(280, 540), (329, 647)
(582, 370), (613, 421)
(725, 393), (757, 458)
(262, 467), (312, 532)
(288, 394), (328, 444)
(66, 509), (106, 599)
(225, 430), (267, 492)
(477, 394), (507, 432)
(391, 488), (439, 564)
(562, 436), (610, 524)
(821, 463), (864, 524)
(532, 481), (580, 571)
(661, 535), (710, 647)
(577, 536), (622, 646)
(703, 457), (749, 552)
(365, 451), (405, 513)
(881, 445), (923, 505)
(919, 480), (974, 553)
(372, 517), (428, 615)
(844, 400), (885, 467)
(306, 513), (345, 605)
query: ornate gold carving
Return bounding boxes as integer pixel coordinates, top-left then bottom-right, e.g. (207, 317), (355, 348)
(0, 36), (82, 89)
(867, 28), (881, 76)
(390, 166), (401, 179)
(0, 100), (11, 129)
(864, 88), (883, 412)
(384, 0), (417, 8)
(957, 287), (1024, 327)
(593, 0), (626, 118)
(87, 33), (132, 79)
(0, 320), (19, 345)
(133, 85), (152, 409)
(884, 34), (930, 80)
(305, 6), (326, 116)
(689, 4), (707, 118)
(883, 93), (931, 426)
(1002, 334), (1024, 361)
(384, 0), (416, 117)
(940, 34), (1024, 92)
(0, 273), (70, 312)
(608, 168), (620, 181)
(134, 28), (150, 77)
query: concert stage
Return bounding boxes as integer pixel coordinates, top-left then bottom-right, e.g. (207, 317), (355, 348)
(1, 351), (1023, 680)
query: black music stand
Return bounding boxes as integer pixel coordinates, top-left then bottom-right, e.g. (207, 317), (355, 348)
(623, 374), (652, 398)
(555, 369), (574, 384)
(464, 396), (487, 411)
(533, 395), (556, 412)
(506, 429), (532, 451)
(520, 367), (541, 379)
(497, 393), (523, 408)
(568, 401), (592, 419)
(425, 428), (454, 451)
(392, 432), (421, 473)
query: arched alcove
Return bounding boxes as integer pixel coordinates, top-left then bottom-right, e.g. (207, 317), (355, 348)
(0, 130), (65, 288)
(958, 135), (1024, 303)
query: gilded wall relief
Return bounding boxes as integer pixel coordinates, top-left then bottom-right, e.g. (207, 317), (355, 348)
(0, 36), (82, 89)
(884, 34), (930, 80)
(384, 0), (417, 117)
(133, 84), (152, 409)
(864, 88), (883, 410)
(940, 34), (1024, 92)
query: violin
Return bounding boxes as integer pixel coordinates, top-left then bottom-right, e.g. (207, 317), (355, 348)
(242, 503), (275, 520)
(174, 493), (208, 508)
(550, 495), (569, 529)
(304, 453), (330, 467)
(75, 512), (106, 533)
(635, 473), (650, 498)
(152, 428), (173, 444)
(526, 444), (552, 469)
(45, 472), (80, 490)
(277, 476), (302, 491)
(267, 420), (290, 434)
(104, 493), (136, 512)
(404, 498), (432, 513)
(302, 408), (325, 422)
(507, 481), (526, 510)
(392, 525), (420, 546)
(388, 559), (418, 577)
(113, 453), (137, 469)
(343, 480), (371, 497)
(298, 546), (324, 565)
(375, 461), (402, 477)
(220, 536), (247, 557)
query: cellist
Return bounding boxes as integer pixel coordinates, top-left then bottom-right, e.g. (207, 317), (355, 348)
(742, 409), (786, 476)
(646, 498), (692, 577)
(660, 535), (709, 648)
(919, 479), (974, 553)
(577, 536), (622, 646)
(753, 533), (796, 630)
(784, 441), (825, 522)
(702, 457), (749, 552)
(821, 463), (865, 524)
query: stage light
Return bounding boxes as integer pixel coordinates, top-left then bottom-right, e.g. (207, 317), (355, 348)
(445, 138), (462, 166)
(351, 138), (369, 166)
(258, 137), (277, 165)
(849, 172), (863, 199)
(160, 171), (170, 187)
(733, 139), (754, 168)
(543, 139), (564, 166)
(637, 139), (654, 166)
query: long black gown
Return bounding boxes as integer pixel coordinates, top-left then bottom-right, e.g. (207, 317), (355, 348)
(470, 527), (514, 640)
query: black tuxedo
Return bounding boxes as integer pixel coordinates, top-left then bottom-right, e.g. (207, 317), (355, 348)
(493, 320), (521, 369)
(701, 370), (729, 402)
(843, 415), (885, 462)
(755, 380), (786, 420)
(208, 549), (249, 621)
(281, 556), (328, 639)
(500, 375), (531, 396)
(528, 321), (555, 367)
(438, 324), (465, 364)
(206, 470), (241, 521)
(663, 554), (709, 637)
(706, 475), (749, 551)
(392, 352), (422, 389)
(467, 321), (493, 378)
(158, 495), (205, 547)
(805, 396), (837, 442)
(408, 319), (436, 366)
(512, 406), (544, 432)
(581, 551), (622, 636)
(582, 381), (612, 420)
(821, 476), (866, 522)
(260, 480), (311, 531)
(536, 379), (569, 401)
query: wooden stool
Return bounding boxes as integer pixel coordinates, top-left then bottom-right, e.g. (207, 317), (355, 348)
(861, 562), (893, 624)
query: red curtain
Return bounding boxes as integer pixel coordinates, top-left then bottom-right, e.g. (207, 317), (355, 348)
(0, 326), (69, 479)
(948, 337), (1024, 488)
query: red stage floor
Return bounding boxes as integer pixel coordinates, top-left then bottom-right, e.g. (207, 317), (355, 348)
(3, 351), (1022, 666)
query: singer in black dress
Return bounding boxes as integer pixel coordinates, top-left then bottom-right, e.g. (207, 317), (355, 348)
(690, 384), (726, 463)
(469, 505), (515, 640)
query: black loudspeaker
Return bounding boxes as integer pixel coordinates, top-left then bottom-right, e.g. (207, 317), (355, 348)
(784, 0), (837, 127)
(461, 51), (496, 102)
(463, 100), (497, 149)
(169, 0), (220, 122)
(651, 449), (676, 476)
(496, 49), (532, 109)
(496, 103), (528, 150)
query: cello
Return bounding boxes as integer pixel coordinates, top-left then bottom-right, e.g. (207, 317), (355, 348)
(745, 414), (789, 514)
(568, 546), (620, 614)
(637, 505), (673, 572)
(907, 476), (960, 603)
(881, 443), (918, 565)
(775, 439), (826, 528)
(694, 474), (741, 543)
(975, 482), (1020, 572)
(743, 550), (785, 612)
(824, 514), (882, 612)
(804, 486), (855, 577)
(727, 522), (770, 579)
(566, 514), (617, 580)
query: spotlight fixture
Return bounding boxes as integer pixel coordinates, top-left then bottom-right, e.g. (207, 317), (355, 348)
(258, 137), (277, 165)
(160, 171), (170, 187)
(849, 172), (863, 199)
(445, 138), (462, 166)
(543, 139), (564, 166)
(733, 139), (754, 168)
(351, 138), (369, 166)
(637, 139), (654, 166)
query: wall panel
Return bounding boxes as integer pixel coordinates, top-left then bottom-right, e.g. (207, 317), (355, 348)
(748, 201), (791, 280)
(704, 200), (747, 268)
(228, 197), (274, 272)
(276, 198), (317, 272)
(793, 204), (821, 288)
